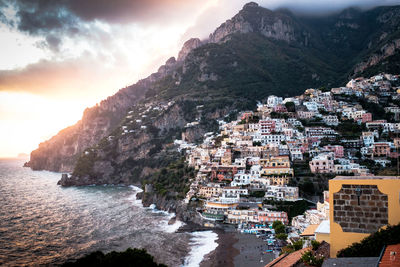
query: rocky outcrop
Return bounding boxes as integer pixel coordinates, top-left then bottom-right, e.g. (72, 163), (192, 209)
(354, 38), (400, 74)
(177, 38), (202, 62)
(209, 2), (297, 44)
(209, 14), (253, 43)
(139, 192), (203, 225)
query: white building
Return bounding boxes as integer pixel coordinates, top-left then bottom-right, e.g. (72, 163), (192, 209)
(267, 95), (283, 108)
(322, 115), (339, 126)
(264, 185), (299, 201)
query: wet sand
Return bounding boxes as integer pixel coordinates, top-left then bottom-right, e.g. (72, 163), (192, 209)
(199, 228), (276, 267)
(200, 229), (239, 267)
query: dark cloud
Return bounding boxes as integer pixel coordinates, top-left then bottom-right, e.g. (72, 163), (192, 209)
(3, 0), (202, 34)
(45, 34), (62, 52)
(11, 0), (75, 35)
(0, 0), (204, 54)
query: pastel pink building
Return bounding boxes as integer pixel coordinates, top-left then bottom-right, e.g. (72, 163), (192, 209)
(259, 120), (276, 134)
(257, 211), (289, 225)
(241, 112), (253, 121)
(362, 112), (372, 123)
(273, 104), (287, 113)
(323, 145), (344, 158)
(309, 153), (335, 174)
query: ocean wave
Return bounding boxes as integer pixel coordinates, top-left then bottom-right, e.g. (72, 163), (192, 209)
(0, 160), (191, 267)
(182, 231), (218, 267)
(127, 185), (144, 207)
(160, 217), (184, 234)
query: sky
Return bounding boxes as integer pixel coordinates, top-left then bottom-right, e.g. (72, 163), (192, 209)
(0, 0), (398, 158)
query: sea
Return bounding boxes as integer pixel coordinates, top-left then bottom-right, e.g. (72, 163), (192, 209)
(0, 158), (218, 266)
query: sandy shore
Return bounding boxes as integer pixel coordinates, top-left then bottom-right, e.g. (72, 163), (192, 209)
(199, 228), (276, 267)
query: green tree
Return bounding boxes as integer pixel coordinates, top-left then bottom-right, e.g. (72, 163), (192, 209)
(276, 233), (288, 240)
(337, 223), (400, 257)
(301, 250), (324, 267)
(299, 178), (314, 195)
(272, 221), (286, 234)
(285, 102), (296, 112)
(272, 220), (284, 229)
(311, 240), (321, 250)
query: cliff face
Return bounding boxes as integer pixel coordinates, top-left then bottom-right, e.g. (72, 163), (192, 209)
(26, 58), (180, 172)
(177, 38), (202, 62)
(28, 107), (119, 172)
(354, 39), (400, 74)
(28, 3), (400, 181)
(57, 98), (232, 186)
(209, 2), (301, 44)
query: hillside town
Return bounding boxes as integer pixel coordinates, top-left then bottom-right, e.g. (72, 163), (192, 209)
(173, 73), (400, 265)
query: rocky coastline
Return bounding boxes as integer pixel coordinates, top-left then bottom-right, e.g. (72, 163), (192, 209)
(136, 191), (206, 227)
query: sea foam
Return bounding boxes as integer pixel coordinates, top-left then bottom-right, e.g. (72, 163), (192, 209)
(128, 185), (144, 207)
(183, 231), (219, 267)
(129, 186), (185, 233)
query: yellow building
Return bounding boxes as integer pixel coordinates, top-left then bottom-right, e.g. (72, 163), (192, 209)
(260, 156), (294, 179)
(315, 220), (330, 243)
(198, 184), (222, 198)
(260, 155), (291, 168)
(329, 176), (400, 258)
(261, 167), (294, 176)
(267, 175), (290, 186)
(204, 200), (238, 215)
(221, 150), (232, 165)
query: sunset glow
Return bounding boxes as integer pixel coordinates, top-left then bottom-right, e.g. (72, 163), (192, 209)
(0, 92), (87, 157)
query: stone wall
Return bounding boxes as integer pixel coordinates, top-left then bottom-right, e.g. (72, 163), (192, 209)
(333, 184), (388, 233)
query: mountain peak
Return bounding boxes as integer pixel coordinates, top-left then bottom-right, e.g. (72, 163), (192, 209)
(177, 38), (202, 62)
(243, 2), (259, 9)
(208, 2), (301, 44)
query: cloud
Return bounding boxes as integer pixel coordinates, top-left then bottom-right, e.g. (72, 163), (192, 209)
(45, 34), (62, 52)
(0, 53), (128, 100)
(0, 0), (213, 57)
(3, 0), (207, 35)
(0, 41), (176, 100)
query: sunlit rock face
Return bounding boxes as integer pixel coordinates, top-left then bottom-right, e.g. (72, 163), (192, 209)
(178, 38), (202, 62)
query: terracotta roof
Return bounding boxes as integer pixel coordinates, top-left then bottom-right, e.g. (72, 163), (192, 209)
(379, 244), (400, 267)
(300, 224), (319, 236)
(265, 247), (310, 267)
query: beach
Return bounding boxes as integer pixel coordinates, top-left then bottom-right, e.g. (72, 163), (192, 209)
(200, 229), (238, 267)
(233, 232), (276, 267)
(199, 228), (276, 267)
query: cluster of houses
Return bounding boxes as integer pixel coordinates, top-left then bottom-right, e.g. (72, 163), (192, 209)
(116, 100), (176, 137)
(176, 73), (399, 227)
(291, 191), (330, 236)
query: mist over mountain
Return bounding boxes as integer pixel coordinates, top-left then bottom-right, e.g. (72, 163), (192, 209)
(26, 3), (400, 186)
